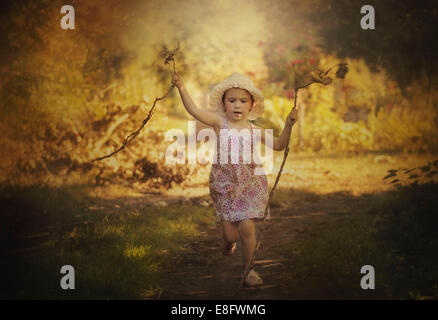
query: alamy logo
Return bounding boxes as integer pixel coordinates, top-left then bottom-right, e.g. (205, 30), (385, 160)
(60, 5), (75, 30)
(360, 5), (375, 30)
(360, 265), (375, 290)
(164, 121), (274, 175)
(60, 265), (75, 290)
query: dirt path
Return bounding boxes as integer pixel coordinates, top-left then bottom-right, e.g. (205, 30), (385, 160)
(89, 182), (345, 299)
(87, 153), (434, 299)
(156, 191), (363, 299)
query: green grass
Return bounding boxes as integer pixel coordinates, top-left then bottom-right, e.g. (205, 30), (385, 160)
(274, 183), (438, 299)
(0, 184), (214, 299)
(274, 213), (385, 299)
(2, 181), (437, 299)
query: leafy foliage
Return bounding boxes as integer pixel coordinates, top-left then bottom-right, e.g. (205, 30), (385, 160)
(304, 0), (438, 91)
(1, 103), (196, 190)
(1, 0), (437, 189)
(256, 55), (438, 153)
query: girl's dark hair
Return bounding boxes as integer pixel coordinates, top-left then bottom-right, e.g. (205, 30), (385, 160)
(222, 88), (254, 104)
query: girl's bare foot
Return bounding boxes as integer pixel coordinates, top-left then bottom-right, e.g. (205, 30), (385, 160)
(244, 269), (263, 287)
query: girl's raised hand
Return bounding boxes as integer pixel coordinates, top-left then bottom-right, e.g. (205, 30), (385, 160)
(286, 108), (299, 127)
(172, 73), (184, 88)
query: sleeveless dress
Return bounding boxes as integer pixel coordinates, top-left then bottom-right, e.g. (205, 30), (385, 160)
(209, 119), (269, 222)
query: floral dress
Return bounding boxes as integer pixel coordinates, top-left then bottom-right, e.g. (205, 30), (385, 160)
(209, 119), (269, 222)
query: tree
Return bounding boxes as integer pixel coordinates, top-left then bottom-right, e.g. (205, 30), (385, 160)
(305, 0), (438, 92)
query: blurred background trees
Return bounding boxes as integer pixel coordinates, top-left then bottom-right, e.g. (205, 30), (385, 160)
(0, 0), (437, 188)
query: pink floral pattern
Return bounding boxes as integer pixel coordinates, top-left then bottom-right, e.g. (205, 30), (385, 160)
(209, 119), (269, 222)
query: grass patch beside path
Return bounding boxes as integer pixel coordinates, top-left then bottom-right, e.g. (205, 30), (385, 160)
(0, 184), (214, 299)
(275, 183), (438, 299)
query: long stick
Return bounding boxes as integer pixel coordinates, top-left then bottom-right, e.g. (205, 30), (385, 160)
(238, 62), (345, 288)
(92, 60), (177, 162)
(239, 88), (299, 288)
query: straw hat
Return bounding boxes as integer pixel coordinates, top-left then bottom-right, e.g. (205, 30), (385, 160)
(209, 72), (264, 121)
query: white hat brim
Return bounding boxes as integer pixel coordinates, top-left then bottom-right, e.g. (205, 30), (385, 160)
(208, 73), (264, 121)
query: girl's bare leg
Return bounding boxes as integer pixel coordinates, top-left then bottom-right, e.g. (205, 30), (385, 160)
(221, 220), (240, 247)
(238, 219), (256, 272)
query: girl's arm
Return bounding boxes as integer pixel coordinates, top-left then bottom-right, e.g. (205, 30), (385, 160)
(172, 73), (223, 130)
(258, 109), (298, 151)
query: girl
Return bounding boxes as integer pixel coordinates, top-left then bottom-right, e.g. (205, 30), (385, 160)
(172, 72), (298, 286)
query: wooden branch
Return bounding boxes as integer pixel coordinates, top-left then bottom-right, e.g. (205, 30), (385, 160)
(239, 62), (347, 288)
(239, 88), (300, 289)
(92, 43), (179, 162)
(92, 114), (129, 157)
(92, 85), (175, 161)
(110, 135), (138, 159)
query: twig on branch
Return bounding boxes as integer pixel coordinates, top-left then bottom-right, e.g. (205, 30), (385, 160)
(93, 114), (129, 156)
(92, 84), (175, 162)
(92, 44), (180, 162)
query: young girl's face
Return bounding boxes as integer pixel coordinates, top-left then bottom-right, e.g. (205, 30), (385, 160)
(222, 88), (254, 121)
